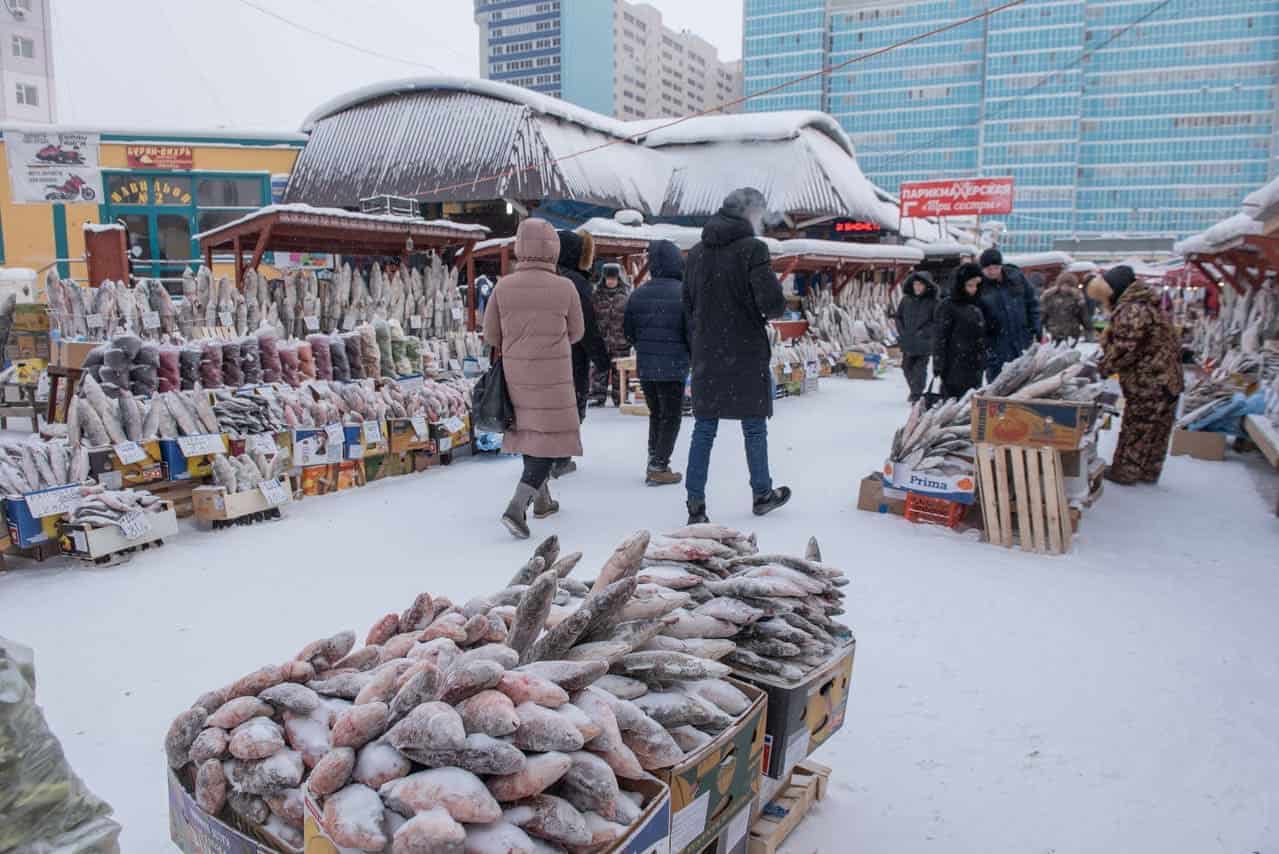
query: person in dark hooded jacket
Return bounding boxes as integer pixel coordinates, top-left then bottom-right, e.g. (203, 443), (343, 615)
(624, 240), (690, 486)
(977, 248), (1041, 382)
(555, 231), (609, 478)
(682, 187), (791, 523)
(894, 271), (938, 402)
(932, 262), (987, 399)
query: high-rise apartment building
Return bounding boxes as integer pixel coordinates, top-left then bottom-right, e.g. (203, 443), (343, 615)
(744, 0), (1279, 250)
(0, 0), (56, 123)
(475, 0), (743, 120)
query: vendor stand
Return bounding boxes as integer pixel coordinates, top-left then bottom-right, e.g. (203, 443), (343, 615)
(1004, 251), (1074, 286)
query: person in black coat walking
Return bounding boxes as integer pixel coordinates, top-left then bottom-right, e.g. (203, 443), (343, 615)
(976, 248), (1041, 382)
(554, 230), (609, 477)
(894, 271), (938, 402)
(623, 240), (690, 486)
(682, 188), (791, 523)
(933, 262), (988, 399)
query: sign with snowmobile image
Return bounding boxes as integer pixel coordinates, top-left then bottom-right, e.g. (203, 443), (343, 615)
(6, 130), (103, 204)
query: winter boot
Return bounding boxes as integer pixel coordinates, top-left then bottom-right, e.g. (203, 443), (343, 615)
(533, 482), (559, 518)
(686, 499), (709, 525)
(550, 459), (577, 479)
(501, 483), (537, 539)
(646, 466), (683, 486)
(1103, 466), (1138, 486)
(752, 486), (792, 517)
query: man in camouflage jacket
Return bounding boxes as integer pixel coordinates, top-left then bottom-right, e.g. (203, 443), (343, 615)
(1095, 266), (1184, 484)
(590, 263), (633, 405)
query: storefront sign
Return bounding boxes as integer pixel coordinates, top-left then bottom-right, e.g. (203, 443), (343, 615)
(108, 176), (192, 206)
(6, 131), (103, 204)
(125, 145), (194, 170)
(899, 177), (1014, 218)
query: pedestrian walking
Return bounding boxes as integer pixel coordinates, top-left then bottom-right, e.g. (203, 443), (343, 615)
(483, 219), (585, 538)
(1090, 265), (1184, 485)
(554, 229), (609, 478)
(590, 263), (632, 406)
(623, 239), (690, 486)
(682, 187), (791, 523)
(977, 248), (1041, 382)
(1040, 272), (1090, 344)
(932, 262), (988, 399)
(894, 270), (938, 402)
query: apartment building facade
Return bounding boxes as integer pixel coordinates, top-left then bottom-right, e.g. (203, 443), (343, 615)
(744, 0), (1279, 250)
(0, 0), (56, 123)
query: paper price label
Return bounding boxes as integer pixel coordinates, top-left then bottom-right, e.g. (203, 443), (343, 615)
(176, 433), (225, 457)
(438, 436), (453, 452)
(450, 307), (463, 322)
(781, 361), (791, 374)
(398, 374), (424, 394)
(410, 415), (428, 439)
(219, 311), (234, 327)
(247, 433), (277, 454)
(347, 443), (364, 460)
(113, 441), (148, 465)
(362, 420), (383, 444)
(443, 415), (465, 434)
(258, 386), (276, 403)
(827, 355), (837, 366)
(24, 484), (82, 519)
(142, 311), (161, 330)
(324, 423), (345, 445)
(342, 315), (356, 331)
(118, 509), (152, 541)
(86, 313), (104, 329)
(259, 478), (290, 507)
(447, 359), (462, 373)
(304, 315), (320, 332)
(409, 315), (422, 330)
(478, 356), (491, 371)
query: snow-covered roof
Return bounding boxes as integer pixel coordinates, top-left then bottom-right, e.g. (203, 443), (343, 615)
(0, 121), (305, 143)
(772, 239), (924, 263)
(578, 216), (704, 251)
(83, 223), (124, 233)
(1066, 261), (1098, 275)
(629, 112), (854, 158)
(1242, 175), (1279, 223)
(194, 203), (488, 243)
(1175, 212), (1264, 256)
(1005, 251), (1073, 269)
(907, 239), (978, 258)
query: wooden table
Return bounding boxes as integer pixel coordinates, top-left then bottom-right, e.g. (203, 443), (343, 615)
(45, 365), (83, 424)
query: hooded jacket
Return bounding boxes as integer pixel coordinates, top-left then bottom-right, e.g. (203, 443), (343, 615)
(1098, 280), (1184, 404)
(1040, 274), (1090, 341)
(556, 230), (609, 398)
(978, 263), (1041, 371)
(483, 219), (584, 458)
(932, 263), (987, 396)
(683, 209), (786, 420)
(624, 240), (690, 382)
(592, 263), (633, 355)
(894, 271), (938, 356)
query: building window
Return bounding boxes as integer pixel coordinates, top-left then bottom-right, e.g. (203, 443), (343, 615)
(15, 83), (38, 106)
(11, 36), (34, 59)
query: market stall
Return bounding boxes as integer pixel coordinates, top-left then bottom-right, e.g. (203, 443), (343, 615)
(1004, 251), (1074, 286)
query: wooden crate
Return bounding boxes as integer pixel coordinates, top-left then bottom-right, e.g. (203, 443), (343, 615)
(150, 479), (198, 519)
(748, 761), (831, 854)
(975, 443), (1073, 554)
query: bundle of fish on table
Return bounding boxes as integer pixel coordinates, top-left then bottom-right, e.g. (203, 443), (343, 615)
(1189, 282), (1278, 365)
(768, 327), (842, 376)
(1176, 348), (1279, 433)
(44, 273), (178, 341)
(0, 434), (86, 495)
(64, 484), (168, 533)
(802, 278), (898, 357)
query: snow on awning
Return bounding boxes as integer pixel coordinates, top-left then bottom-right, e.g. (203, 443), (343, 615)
(907, 239), (978, 258)
(1066, 261), (1098, 275)
(1242, 175), (1279, 224)
(578, 216), (704, 251)
(772, 239), (924, 264)
(1174, 212), (1264, 256)
(1005, 251), (1073, 269)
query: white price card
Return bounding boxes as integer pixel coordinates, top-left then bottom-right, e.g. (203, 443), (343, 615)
(409, 315), (422, 330)
(410, 415), (429, 439)
(259, 478), (290, 507)
(142, 311), (161, 330)
(113, 441), (148, 465)
(444, 415), (465, 434)
(258, 385), (276, 403)
(451, 306), (463, 322)
(347, 443), (364, 460)
(247, 433), (277, 454)
(362, 420), (383, 444)
(86, 313), (104, 329)
(478, 356), (491, 372)
(448, 359), (462, 373)
(827, 355), (838, 366)
(781, 361), (792, 374)
(398, 374), (424, 394)
(670, 791), (710, 853)
(304, 315), (320, 332)
(437, 436), (453, 452)
(325, 423), (345, 445)
(342, 314), (356, 331)
(118, 509), (152, 541)
(723, 799), (751, 852)
(24, 484), (82, 519)
(176, 433), (225, 457)
(219, 310), (234, 327)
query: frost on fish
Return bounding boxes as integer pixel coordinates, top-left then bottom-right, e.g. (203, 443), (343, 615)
(507, 568), (557, 658)
(512, 702), (585, 753)
(562, 641), (631, 666)
(592, 675), (648, 701)
(580, 811), (629, 847)
(228, 665), (285, 699)
(486, 751), (573, 802)
(503, 794), (591, 848)
(669, 725), (714, 753)
(516, 660), (607, 693)
(206, 696), (272, 730)
(617, 650), (730, 682)
(331, 701), (390, 749)
(463, 820), (537, 853)
(297, 629), (356, 671)
(456, 689), (520, 737)
(189, 727), (228, 764)
(381, 768), (502, 824)
(224, 748), (304, 796)
(438, 658), (505, 705)
(284, 707), (332, 768)
(555, 702), (603, 743)
(259, 682), (320, 715)
(309, 671), (374, 700)
(498, 671), (570, 708)
(229, 716), (285, 760)
(555, 751), (620, 819)
(571, 688), (623, 753)
(402, 733), (526, 776)
(333, 646), (382, 672)
(323, 784), (388, 851)
(390, 664), (442, 722)
(353, 739), (412, 789)
(354, 665), (401, 706)
(265, 786), (305, 829)
(228, 790), (270, 825)
(693, 597), (765, 626)
(682, 679), (751, 716)
(195, 757), (228, 815)
(366, 612), (402, 647)
(309, 747), (356, 797)
(387, 701), (466, 753)
(619, 716), (684, 770)
(391, 807), (466, 854)
(165, 707), (208, 769)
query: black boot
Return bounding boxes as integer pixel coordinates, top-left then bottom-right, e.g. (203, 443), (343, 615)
(686, 498), (709, 524)
(502, 483), (537, 539)
(752, 486), (791, 517)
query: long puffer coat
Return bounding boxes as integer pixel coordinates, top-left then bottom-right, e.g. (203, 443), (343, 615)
(482, 219), (584, 458)
(1098, 280), (1184, 404)
(933, 267), (987, 398)
(978, 264), (1041, 374)
(894, 272), (938, 356)
(623, 240), (689, 382)
(556, 231), (609, 399)
(683, 210), (786, 420)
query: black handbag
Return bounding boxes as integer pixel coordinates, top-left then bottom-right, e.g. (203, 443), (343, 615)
(922, 376), (944, 410)
(472, 358), (516, 433)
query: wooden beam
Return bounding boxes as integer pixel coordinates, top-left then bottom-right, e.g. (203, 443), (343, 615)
(634, 258), (650, 286)
(247, 224), (273, 281)
(461, 240), (478, 332)
(233, 235), (243, 291)
(203, 246), (213, 270)
(500, 245), (511, 276)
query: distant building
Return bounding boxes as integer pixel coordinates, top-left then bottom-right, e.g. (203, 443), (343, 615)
(743, 0), (1279, 250)
(0, 0), (56, 123)
(474, 0), (742, 119)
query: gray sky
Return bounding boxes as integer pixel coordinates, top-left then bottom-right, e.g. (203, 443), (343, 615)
(51, 0), (743, 131)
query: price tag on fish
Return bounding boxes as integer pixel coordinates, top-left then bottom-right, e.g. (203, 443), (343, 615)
(142, 311), (161, 330)
(781, 361), (791, 374)
(342, 314), (356, 331)
(362, 420), (383, 444)
(437, 436), (452, 452)
(410, 415), (428, 439)
(113, 441), (148, 465)
(451, 307), (463, 322)
(247, 433), (277, 454)
(118, 509), (151, 541)
(219, 311), (234, 327)
(86, 313), (104, 330)
(444, 415), (465, 434)
(259, 478), (290, 507)
(827, 355), (837, 367)
(176, 433), (225, 457)
(324, 423), (345, 446)
(478, 356), (491, 371)
(409, 315), (422, 330)
(304, 315), (320, 332)
(398, 374), (424, 394)
(24, 484), (82, 519)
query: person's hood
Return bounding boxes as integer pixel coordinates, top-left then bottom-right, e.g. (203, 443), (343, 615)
(950, 262), (982, 304)
(701, 211), (756, 248)
(515, 218), (560, 265)
(578, 231), (596, 271)
(556, 229), (583, 271)
(1115, 279), (1157, 310)
(1103, 265), (1136, 305)
(902, 271), (936, 299)
(647, 239), (684, 281)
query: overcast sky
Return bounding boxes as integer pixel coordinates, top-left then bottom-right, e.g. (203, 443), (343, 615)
(51, 0), (743, 132)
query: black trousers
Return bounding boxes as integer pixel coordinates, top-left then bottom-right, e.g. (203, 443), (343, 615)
(520, 455), (566, 489)
(641, 380), (684, 468)
(902, 354), (929, 399)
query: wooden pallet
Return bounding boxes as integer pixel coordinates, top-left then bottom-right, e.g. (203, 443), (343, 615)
(748, 761), (831, 854)
(975, 443), (1073, 554)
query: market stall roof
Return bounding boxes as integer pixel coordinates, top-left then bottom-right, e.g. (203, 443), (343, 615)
(1175, 178), (1279, 293)
(772, 239), (924, 264)
(1066, 260), (1098, 275)
(285, 76), (892, 225)
(578, 216), (704, 251)
(907, 239), (979, 258)
(1242, 175), (1279, 228)
(1005, 251), (1074, 270)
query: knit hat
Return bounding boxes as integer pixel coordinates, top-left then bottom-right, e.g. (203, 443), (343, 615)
(1103, 265), (1135, 304)
(979, 248), (1003, 268)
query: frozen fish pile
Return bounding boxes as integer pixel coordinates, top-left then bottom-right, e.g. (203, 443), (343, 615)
(768, 328), (842, 375)
(44, 273), (177, 340)
(1175, 348), (1279, 431)
(0, 435), (86, 494)
(82, 334), (160, 397)
(211, 452), (290, 495)
(64, 484), (168, 533)
(422, 331), (485, 372)
(803, 278), (898, 356)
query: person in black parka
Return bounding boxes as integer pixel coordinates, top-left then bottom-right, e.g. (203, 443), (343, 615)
(977, 248), (1041, 382)
(624, 239), (690, 486)
(894, 271), (938, 402)
(932, 262), (988, 399)
(555, 231), (609, 477)
(682, 188), (791, 523)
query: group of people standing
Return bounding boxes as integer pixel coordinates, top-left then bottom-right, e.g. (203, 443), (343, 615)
(483, 188), (791, 539)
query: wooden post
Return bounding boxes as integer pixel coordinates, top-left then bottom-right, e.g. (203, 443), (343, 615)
(204, 245), (213, 270)
(247, 225), (273, 285)
(233, 235), (243, 290)
(462, 241), (477, 332)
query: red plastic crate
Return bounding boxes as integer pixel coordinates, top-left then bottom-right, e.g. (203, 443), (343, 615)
(904, 492), (965, 528)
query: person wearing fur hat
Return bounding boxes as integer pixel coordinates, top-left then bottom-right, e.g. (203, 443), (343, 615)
(977, 247), (1040, 382)
(932, 262), (987, 399)
(589, 262), (633, 406)
(1040, 271), (1091, 344)
(1092, 265), (1184, 485)
(895, 271), (939, 402)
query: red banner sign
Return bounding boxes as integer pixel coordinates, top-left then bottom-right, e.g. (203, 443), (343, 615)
(899, 177), (1014, 218)
(125, 145), (194, 171)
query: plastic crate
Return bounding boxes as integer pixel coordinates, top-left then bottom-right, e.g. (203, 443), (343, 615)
(904, 492), (965, 528)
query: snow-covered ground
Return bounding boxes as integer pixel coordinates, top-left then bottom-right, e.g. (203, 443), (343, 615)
(2, 369), (1277, 853)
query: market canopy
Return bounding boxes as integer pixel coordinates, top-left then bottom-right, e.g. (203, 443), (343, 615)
(769, 238), (924, 294)
(1175, 177), (1279, 293)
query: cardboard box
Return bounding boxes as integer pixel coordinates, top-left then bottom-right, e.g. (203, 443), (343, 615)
(881, 460), (977, 504)
(345, 421), (388, 461)
(970, 396), (1097, 450)
(4, 489), (73, 547)
(1244, 414), (1279, 468)
(51, 338), (104, 369)
(731, 640), (856, 798)
(292, 429), (344, 468)
(227, 431), (292, 459)
(295, 464), (339, 497)
(361, 452), (415, 482)
(88, 440), (165, 489)
(657, 679), (767, 854)
(411, 447), (440, 472)
(386, 417), (433, 453)
(431, 414), (471, 452)
(13, 358), (46, 385)
(6, 330), (50, 361)
(192, 477), (292, 524)
(160, 435), (229, 481)
(12, 303), (49, 333)
(61, 503), (178, 559)
(856, 473), (905, 515)
(1170, 428), (1227, 461)
(168, 768), (299, 854)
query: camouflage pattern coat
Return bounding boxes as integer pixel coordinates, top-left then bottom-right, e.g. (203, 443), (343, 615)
(592, 282), (633, 355)
(1040, 283), (1090, 342)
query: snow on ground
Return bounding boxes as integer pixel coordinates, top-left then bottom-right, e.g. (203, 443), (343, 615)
(2, 369), (1277, 853)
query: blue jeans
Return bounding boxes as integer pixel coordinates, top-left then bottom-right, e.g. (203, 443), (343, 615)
(686, 417), (772, 501)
